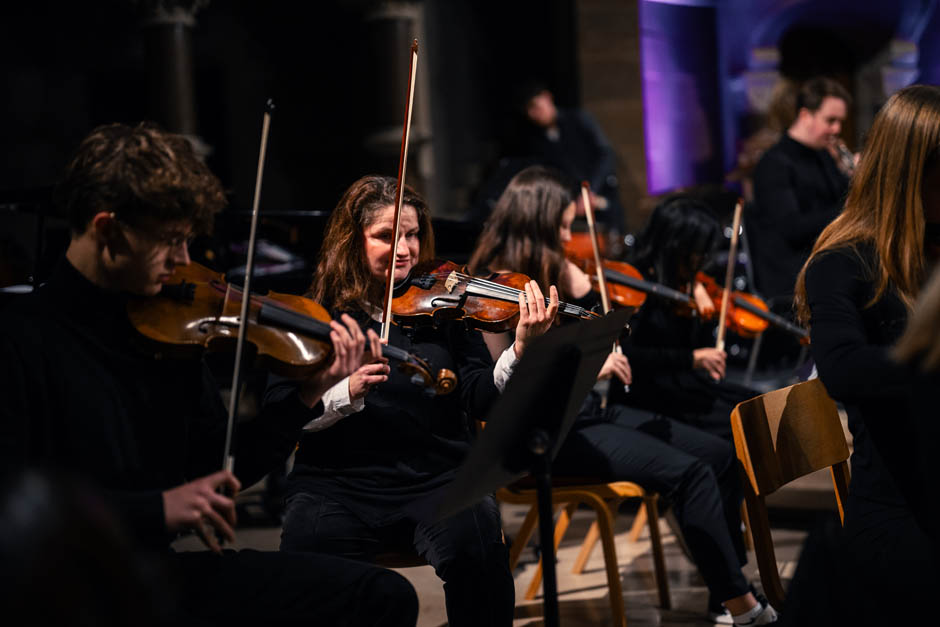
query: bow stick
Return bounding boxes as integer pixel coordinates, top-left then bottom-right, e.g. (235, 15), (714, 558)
(581, 182), (629, 393)
(380, 39), (419, 342)
(222, 99), (275, 472)
(715, 199), (743, 353)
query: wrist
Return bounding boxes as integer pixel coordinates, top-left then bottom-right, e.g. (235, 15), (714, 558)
(513, 339), (524, 359)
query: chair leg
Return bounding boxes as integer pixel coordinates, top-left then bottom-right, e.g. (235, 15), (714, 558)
(573, 497), (626, 574)
(579, 492), (627, 627)
(524, 502), (576, 601)
(572, 520), (600, 574)
(509, 504), (540, 570)
(740, 501), (754, 551)
(644, 495), (671, 610)
(629, 501), (648, 542)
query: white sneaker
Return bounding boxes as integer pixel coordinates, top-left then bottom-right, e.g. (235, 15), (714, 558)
(707, 607), (734, 625)
(733, 601), (778, 625)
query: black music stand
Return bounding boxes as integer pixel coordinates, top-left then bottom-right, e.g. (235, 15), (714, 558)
(429, 308), (632, 627)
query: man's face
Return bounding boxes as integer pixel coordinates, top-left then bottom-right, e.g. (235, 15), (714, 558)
(526, 91), (558, 128)
(108, 218), (193, 296)
(800, 96), (847, 149)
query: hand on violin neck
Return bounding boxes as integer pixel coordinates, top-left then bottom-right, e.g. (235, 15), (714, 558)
(163, 470), (241, 554)
(693, 347), (726, 381)
(513, 282), (559, 359)
(598, 351), (632, 385)
(298, 314), (370, 407)
(693, 281), (716, 316)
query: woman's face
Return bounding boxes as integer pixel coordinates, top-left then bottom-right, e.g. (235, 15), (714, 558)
(363, 204), (420, 283)
(558, 202), (576, 243)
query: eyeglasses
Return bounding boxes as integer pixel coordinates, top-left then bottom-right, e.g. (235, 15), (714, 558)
(111, 213), (195, 250)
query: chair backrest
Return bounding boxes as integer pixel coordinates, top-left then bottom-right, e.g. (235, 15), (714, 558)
(731, 378), (849, 498)
(730, 378), (851, 608)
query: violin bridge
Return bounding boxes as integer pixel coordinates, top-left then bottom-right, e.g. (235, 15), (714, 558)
(445, 271), (459, 293)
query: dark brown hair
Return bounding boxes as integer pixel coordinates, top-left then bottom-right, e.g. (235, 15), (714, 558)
(309, 175), (434, 311)
(795, 84), (940, 323)
(795, 77), (851, 115)
(56, 122), (226, 235)
(468, 165), (572, 293)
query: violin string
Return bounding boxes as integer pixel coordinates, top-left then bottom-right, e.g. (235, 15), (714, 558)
(417, 271), (592, 317)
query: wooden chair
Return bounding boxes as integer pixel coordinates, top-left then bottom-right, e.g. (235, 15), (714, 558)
(730, 378), (850, 609)
(498, 478), (671, 627)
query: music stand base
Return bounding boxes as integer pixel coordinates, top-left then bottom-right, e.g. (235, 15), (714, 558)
(530, 428), (561, 627)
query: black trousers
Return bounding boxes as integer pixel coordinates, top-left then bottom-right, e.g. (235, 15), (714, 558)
(552, 396), (749, 602)
(166, 548), (417, 627)
(280, 493), (514, 627)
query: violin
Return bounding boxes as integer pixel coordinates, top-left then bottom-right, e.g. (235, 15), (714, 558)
(572, 257), (648, 312)
(127, 262), (457, 395)
(391, 259), (600, 332)
(695, 271), (810, 344)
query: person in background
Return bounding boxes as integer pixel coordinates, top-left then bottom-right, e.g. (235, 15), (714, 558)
(751, 77), (851, 303)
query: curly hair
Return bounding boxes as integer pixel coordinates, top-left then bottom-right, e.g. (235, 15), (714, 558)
(309, 175), (434, 311)
(56, 122), (226, 235)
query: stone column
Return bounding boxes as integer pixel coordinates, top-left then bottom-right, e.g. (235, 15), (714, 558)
(135, 0), (211, 157)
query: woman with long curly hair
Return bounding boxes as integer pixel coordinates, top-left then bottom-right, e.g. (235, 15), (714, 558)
(265, 175), (558, 627)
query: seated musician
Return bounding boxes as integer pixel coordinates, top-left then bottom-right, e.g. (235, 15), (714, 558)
(0, 123), (418, 627)
(789, 84), (940, 624)
(467, 165), (777, 625)
(267, 175), (558, 627)
(609, 195), (759, 443)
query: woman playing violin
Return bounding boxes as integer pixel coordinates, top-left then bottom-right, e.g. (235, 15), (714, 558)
(267, 175), (557, 627)
(468, 166), (777, 625)
(612, 195), (758, 442)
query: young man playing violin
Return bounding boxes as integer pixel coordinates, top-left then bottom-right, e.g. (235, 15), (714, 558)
(267, 174), (559, 627)
(0, 123), (418, 626)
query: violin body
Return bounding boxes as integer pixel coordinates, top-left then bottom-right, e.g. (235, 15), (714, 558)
(393, 259), (600, 333)
(575, 258), (648, 312)
(128, 262), (333, 378)
(392, 260), (529, 332)
(128, 262), (458, 393)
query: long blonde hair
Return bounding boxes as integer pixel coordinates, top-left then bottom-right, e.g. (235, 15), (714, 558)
(794, 84), (940, 323)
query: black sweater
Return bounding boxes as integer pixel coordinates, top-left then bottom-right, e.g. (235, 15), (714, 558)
(265, 313), (501, 526)
(804, 245), (914, 507)
(0, 260), (312, 548)
(752, 134), (848, 300)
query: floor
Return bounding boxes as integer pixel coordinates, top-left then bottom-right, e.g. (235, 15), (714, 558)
(174, 471), (829, 626)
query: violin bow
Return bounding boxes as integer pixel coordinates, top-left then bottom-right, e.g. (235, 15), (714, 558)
(715, 199), (743, 352)
(222, 99), (275, 473)
(380, 39), (419, 342)
(581, 182), (629, 392)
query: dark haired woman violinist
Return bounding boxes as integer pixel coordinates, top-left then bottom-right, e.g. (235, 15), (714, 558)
(265, 175), (558, 627)
(612, 195), (759, 443)
(469, 165), (777, 625)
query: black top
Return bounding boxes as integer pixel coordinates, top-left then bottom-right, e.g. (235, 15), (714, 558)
(804, 244), (914, 507)
(523, 109), (624, 231)
(0, 259), (312, 549)
(266, 313), (501, 526)
(752, 134), (848, 300)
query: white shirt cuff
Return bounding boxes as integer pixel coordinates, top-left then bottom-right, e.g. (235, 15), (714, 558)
(493, 344), (520, 393)
(302, 376), (365, 431)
